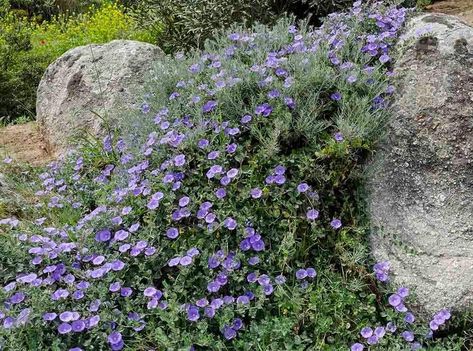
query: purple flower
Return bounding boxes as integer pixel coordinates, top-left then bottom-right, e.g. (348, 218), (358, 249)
(405, 312), (415, 324)
(397, 287), (409, 298)
(203, 100), (217, 113)
(224, 217), (237, 230)
(255, 103), (272, 117)
(223, 326), (237, 340)
(180, 256), (193, 266)
(330, 218), (342, 229)
(207, 281), (220, 293)
(297, 183), (309, 193)
(296, 269), (307, 280)
(166, 227), (179, 239)
(351, 343), (364, 351)
(187, 306), (200, 322)
(226, 143), (237, 153)
(215, 188), (227, 199)
(58, 323), (72, 334)
(374, 326), (386, 338)
(379, 54), (391, 64)
(120, 287), (133, 297)
(361, 327), (373, 338)
(306, 267), (317, 278)
(401, 331), (414, 342)
(248, 256), (260, 265)
(43, 312), (57, 321)
(386, 322), (396, 333)
(174, 154), (186, 167)
(388, 293), (402, 307)
(198, 139), (209, 149)
(241, 115), (252, 124)
(334, 132), (344, 142)
(10, 292), (25, 304)
(207, 151), (220, 160)
(306, 209), (319, 221)
(95, 229), (111, 242)
(330, 92), (342, 101)
(108, 331), (123, 345)
(250, 188), (262, 199)
(71, 320), (86, 332)
(233, 318), (243, 330)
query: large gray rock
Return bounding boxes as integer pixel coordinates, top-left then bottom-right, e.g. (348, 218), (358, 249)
(36, 40), (163, 156)
(369, 14), (473, 315)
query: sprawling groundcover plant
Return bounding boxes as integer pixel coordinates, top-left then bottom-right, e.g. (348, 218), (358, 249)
(0, 1), (462, 350)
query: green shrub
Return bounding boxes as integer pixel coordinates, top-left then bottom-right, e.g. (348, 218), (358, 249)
(131, 0), (280, 53)
(0, 2), (155, 124)
(131, 0), (360, 53)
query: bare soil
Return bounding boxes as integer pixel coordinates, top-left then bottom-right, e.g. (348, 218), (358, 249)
(0, 122), (52, 166)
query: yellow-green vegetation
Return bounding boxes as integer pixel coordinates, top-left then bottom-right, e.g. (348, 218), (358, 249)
(0, 1), (157, 123)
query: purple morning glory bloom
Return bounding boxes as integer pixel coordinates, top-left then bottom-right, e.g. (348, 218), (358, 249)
(379, 54), (390, 63)
(241, 115), (252, 124)
(250, 188), (262, 199)
(120, 287), (133, 297)
(226, 143), (237, 153)
(10, 292), (25, 304)
(215, 188), (226, 199)
(95, 229), (111, 242)
(207, 281), (220, 293)
(248, 256), (260, 265)
(330, 218), (342, 229)
(224, 217), (237, 230)
(297, 183), (309, 193)
(207, 151), (220, 160)
(166, 227), (179, 239)
(198, 139), (209, 149)
(58, 323), (72, 334)
(330, 92), (342, 101)
(43, 312), (57, 321)
(401, 331), (414, 342)
(306, 209), (319, 221)
(374, 326), (386, 338)
(405, 312), (415, 324)
(108, 331), (123, 345)
(71, 320), (86, 332)
(179, 196), (190, 207)
(180, 256), (193, 266)
(233, 318), (243, 330)
(306, 267), (317, 278)
(334, 132), (344, 142)
(361, 327), (373, 338)
(351, 343), (364, 351)
(296, 269), (307, 280)
(255, 103), (272, 117)
(263, 284), (274, 295)
(223, 326), (237, 340)
(203, 100), (217, 113)
(397, 287), (409, 298)
(187, 306), (200, 322)
(388, 294), (402, 307)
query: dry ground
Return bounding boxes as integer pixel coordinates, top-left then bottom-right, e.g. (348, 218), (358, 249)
(0, 122), (52, 166)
